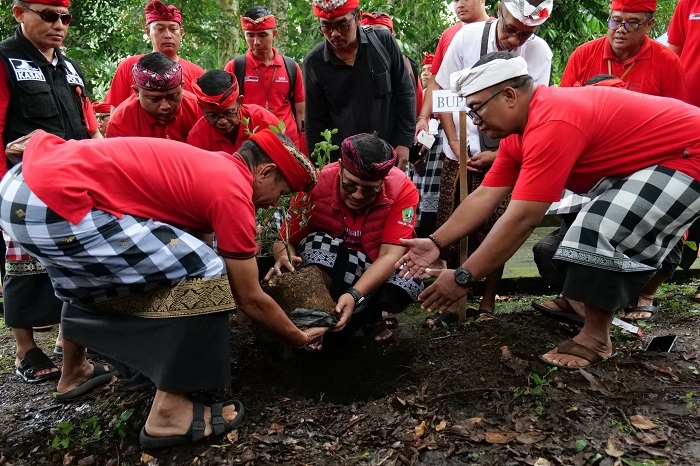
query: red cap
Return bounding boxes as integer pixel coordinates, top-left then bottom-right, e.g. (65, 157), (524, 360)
(249, 129), (317, 192)
(29, 0), (71, 6)
(610, 0), (657, 12)
(422, 52), (434, 67)
(240, 14), (276, 31)
(92, 102), (111, 114)
(360, 12), (394, 33)
(312, 0), (360, 19)
(145, 0), (182, 25)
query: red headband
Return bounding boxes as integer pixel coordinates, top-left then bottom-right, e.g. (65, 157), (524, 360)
(29, 0), (70, 6)
(610, 0), (656, 12)
(422, 52), (435, 67)
(191, 72), (240, 111)
(240, 14), (277, 31)
(249, 129), (317, 192)
(340, 134), (396, 182)
(92, 102), (111, 114)
(360, 12), (394, 33)
(312, 0), (360, 19)
(132, 61), (183, 90)
(145, 0), (182, 25)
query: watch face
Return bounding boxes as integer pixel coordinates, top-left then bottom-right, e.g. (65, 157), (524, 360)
(454, 267), (471, 285)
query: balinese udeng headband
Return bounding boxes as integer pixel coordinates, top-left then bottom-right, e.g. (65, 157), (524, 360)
(312, 0), (360, 19)
(191, 72), (240, 111)
(240, 14), (277, 31)
(145, 0), (182, 25)
(360, 12), (394, 33)
(451, 56), (529, 97)
(502, 0), (552, 27)
(30, 0), (70, 7)
(574, 78), (627, 88)
(422, 52), (435, 67)
(340, 134), (397, 182)
(132, 61), (183, 90)
(92, 102), (111, 114)
(610, 0), (657, 12)
(249, 129), (318, 193)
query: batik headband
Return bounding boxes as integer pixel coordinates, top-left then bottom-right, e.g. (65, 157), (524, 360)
(191, 72), (240, 111)
(360, 12), (394, 33)
(132, 62), (183, 90)
(312, 0), (360, 19)
(240, 14), (277, 31)
(340, 134), (397, 182)
(250, 129), (318, 192)
(145, 0), (182, 25)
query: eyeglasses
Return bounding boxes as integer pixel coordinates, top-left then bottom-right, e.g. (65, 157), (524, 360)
(607, 19), (651, 32)
(467, 88), (511, 124)
(203, 107), (240, 123)
(24, 6), (73, 25)
(498, 11), (536, 42)
(318, 20), (355, 34)
(340, 170), (383, 197)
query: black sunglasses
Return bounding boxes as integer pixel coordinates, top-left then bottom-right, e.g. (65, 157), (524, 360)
(24, 6), (73, 25)
(340, 170), (383, 197)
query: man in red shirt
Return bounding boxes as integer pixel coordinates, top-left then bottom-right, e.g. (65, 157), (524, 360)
(107, 52), (201, 141)
(104, 0), (204, 112)
(269, 133), (422, 346)
(0, 129), (328, 448)
(91, 101), (110, 135)
(561, 0), (685, 100)
(668, 0), (700, 107)
(186, 70), (280, 153)
(399, 53), (700, 369)
(224, 7), (304, 150)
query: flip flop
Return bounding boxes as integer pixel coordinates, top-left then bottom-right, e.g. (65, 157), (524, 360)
(422, 311), (459, 328)
(382, 312), (399, 329)
(15, 347), (61, 384)
(139, 399), (245, 449)
(55, 362), (116, 402)
(362, 321), (394, 344)
(538, 339), (618, 371)
(532, 298), (584, 326)
(620, 305), (658, 322)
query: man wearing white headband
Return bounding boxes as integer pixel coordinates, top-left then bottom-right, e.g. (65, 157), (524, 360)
(398, 52), (700, 370)
(428, 0), (552, 321)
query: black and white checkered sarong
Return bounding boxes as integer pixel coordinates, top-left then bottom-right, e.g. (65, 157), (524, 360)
(0, 165), (225, 305)
(410, 130), (443, 225)
(298, 232), (424, 302)
(554, 166), (700, 273)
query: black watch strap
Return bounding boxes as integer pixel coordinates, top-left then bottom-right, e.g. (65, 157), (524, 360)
(346, 287), (365, 306)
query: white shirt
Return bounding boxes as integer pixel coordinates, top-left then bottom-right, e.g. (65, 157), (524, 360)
(435, 19), (553, 160)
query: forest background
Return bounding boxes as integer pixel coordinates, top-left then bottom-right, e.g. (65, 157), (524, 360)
(0, 0), (679, 101)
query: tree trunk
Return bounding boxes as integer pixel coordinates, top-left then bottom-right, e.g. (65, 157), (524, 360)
(270, 0), (288, 54)
(218, 0), (240, 68)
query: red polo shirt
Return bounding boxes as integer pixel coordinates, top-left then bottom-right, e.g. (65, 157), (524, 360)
(185, 104), (281, 153)
(106, 90), (202, 141)
(104, 54), (204, 109)
(483, 86), (700, 202)
(668, 0), (700, 107)
(430, 23), (462, 75)
(22, 132), (258, 259)
(560, 36), (686, 100)
(224, 49), (304, 148)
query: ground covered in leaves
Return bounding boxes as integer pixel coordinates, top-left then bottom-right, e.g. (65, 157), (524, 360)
(0, 280), (699, 466)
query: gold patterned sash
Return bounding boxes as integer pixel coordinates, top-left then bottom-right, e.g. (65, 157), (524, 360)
(88, 276), (236, 318)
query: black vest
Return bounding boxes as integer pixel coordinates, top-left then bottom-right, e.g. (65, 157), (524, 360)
(0, 26), (89, 150)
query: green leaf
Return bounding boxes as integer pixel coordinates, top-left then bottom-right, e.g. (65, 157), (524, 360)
(574, 439), (587, 451)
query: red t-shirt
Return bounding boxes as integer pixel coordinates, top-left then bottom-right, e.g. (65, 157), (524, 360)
(430, 23), (463, 75)
(22, 132), (258, 259)
(104, 55), (204, 109)
(185, 104), (281, 153)
(483, 86), (700, 202)
(668, 0), (700, 107)
(106, 90), (202, 142)
(560, 36), (686, 101)
(224, 50), (304, 147)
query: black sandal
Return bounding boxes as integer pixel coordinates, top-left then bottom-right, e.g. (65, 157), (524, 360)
(15, 347), (61, 384)
(422, 311), (458, 329)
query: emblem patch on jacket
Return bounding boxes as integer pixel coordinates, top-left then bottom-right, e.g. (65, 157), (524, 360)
(401, 207), (415, 224)
(9, 59), (45, 82)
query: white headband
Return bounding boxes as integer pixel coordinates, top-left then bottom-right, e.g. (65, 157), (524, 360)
(503, 0), (553, 27)
(450, 56), (529, 97)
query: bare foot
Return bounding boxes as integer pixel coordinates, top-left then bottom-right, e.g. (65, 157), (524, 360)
(144, 394), (239, 438)
(57, 361), (114, 394)
(540, 331), (612, 368)
(373, 328), (393, 342)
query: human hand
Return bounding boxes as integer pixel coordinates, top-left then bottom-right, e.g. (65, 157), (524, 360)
(415, 118), (429, 137)
(469, 150), (497, 171)
(395, 145), (409, 171)
(331, 292), (355, 332)
(290, 327), (328, 348)
(418, 268), (469, 312)
(263, 255), (301, 281)
(395, 237), (441, 280)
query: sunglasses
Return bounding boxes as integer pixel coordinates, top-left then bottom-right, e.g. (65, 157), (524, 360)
(340, 170), (383, 197)
(24, 6), (73, 25)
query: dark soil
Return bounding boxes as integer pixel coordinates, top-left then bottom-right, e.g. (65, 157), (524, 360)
(1, 280), (699, 466)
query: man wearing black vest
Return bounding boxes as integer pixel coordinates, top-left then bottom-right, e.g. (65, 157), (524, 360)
(0, 0), (102, 384)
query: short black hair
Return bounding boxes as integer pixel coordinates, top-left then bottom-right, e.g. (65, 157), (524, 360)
(583, 74), (617, 86)
(242, 6), (273, 20)
(472, 51), (534, 91)
(351, 133), (394, 165)
(136, 52), (176, 75)
(197, 70), (235, 96)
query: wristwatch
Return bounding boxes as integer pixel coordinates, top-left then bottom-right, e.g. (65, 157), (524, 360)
(454, 267), (474, 287)
(345, 287), (365, 306)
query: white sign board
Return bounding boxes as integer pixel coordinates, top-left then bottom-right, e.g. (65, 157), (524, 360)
(432, 89), (468, 113)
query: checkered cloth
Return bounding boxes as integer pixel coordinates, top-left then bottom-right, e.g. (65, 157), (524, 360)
(554, 166), (700, 273)
(0, 165), (225, 304)
(297, 232), (424, 307)
(546, 177), (620, 215)
(411, 129), (443, 226)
